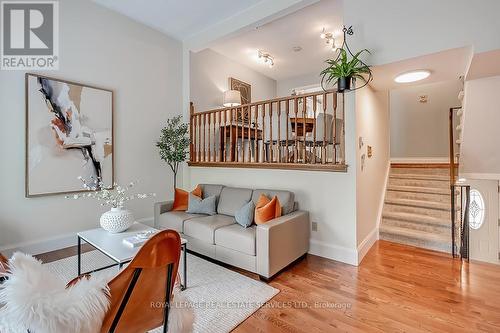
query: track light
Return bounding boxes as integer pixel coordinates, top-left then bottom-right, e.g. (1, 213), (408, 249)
(257, 50), (274, 68)
(320, 28), (335, 47)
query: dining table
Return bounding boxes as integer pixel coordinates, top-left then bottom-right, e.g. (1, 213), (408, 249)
(219, 124), (263, 162)
(290, 117), (315, 137)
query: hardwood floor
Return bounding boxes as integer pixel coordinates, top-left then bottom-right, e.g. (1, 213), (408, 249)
(234, 241), (500, 333)
(35, 240), (500, 332)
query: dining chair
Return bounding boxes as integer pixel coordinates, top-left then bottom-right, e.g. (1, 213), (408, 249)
(264, 106), (295, 162)
(305, 114), (342, 163)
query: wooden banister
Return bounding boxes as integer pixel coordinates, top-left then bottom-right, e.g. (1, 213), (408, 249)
(449, 107), (461, 184)
(189, 89), (346, 172)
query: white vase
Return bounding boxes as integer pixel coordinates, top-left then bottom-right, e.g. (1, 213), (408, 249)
(100, 207), (134, 233)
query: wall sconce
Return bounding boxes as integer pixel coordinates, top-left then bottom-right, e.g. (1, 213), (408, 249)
(223, 90), (241, 107)
(258, 50), (274, 68)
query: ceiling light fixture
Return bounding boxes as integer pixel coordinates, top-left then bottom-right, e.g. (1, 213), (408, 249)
(394, 70), (431, 83)
(320, 28), (336, 50)
(258, 50), (274, 68)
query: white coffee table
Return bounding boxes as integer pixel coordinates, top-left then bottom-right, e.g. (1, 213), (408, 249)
(77, 222), (187, 290)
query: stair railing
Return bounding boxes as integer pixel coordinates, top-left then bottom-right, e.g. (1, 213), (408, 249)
(451, 184), (470, 260)
(449, 107), (461, 184)
(188, 89), (346, 172)
(449, 106), (470, 260)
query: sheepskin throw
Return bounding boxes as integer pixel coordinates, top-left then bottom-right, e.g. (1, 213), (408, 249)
(0, 252), (110, 333)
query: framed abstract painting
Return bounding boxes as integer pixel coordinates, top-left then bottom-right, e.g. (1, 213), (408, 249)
(25, 74), (114, 197)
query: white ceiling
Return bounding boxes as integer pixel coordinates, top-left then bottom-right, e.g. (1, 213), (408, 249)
(207, 0), (343, 81)
(370, 47), (472, 91)
(92, 0), (263, 40)
(466, 49), (500, 81)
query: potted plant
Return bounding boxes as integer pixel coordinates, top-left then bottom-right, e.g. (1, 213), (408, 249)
(157, 115), (190, 189)
(320, 48), (371, 92)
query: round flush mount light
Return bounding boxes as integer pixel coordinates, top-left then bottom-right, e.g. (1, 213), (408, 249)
(394, 70), (431, 83)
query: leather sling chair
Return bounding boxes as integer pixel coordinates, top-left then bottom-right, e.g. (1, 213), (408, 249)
(100, 230), (181, 333)
(67, 230), (182, 333)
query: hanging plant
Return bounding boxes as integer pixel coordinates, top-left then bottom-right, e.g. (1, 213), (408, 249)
(320, 26), (373, 92)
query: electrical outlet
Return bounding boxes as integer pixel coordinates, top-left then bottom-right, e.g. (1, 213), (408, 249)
(311, 221), (318, 232)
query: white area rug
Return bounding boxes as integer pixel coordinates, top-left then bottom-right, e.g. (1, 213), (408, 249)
(43, 251), (279, 333)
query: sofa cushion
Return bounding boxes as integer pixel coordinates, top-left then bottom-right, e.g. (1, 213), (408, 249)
(217, 187), (253, 216)
(184, 215), (236, 244)
(235, 200), (255, 228)
(200, 184), (224, 203)
(157, 211), (203, 233)
(186, 194), (217, 215)
(215, 224), (256, 256)
(255, 194), (281, 225)
(172, 185), (202, 211)
(252, 189), (295, 215)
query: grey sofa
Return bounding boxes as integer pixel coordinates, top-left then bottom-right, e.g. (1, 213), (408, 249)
(154, 184), (310, 279)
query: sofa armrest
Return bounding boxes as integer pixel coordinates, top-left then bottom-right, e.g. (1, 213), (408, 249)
(154, 200), (174, 229)
(256, 210), (310, 278)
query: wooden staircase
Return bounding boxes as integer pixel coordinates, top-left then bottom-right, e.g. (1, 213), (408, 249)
(380, 165), (452, 253)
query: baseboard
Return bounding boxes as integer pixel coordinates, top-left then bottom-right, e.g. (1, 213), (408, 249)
(0, 216), (155, 257)
(0, 233), (76, 258)
(356, 227), (379, 265)
(308, 239), (358, 266)
(390, 157), (450, 164)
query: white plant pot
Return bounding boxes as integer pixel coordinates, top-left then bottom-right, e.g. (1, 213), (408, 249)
(100, 207), (134, 233)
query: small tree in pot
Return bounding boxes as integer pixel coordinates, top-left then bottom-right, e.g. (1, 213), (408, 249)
(157, 115), (190, 189)
(321, 48), (371, 92)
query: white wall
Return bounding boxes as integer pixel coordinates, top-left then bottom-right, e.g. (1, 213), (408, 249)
(0, 0), (183, 253)
(390, 81), (461, 159)
(276, 72), (322, 97)
(460, 76), (500, 177)
(355, 86), (390, 263)
(344, 0), (500, 66)
(190, 49), (277, 112)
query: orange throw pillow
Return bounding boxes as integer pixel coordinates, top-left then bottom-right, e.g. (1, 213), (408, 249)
(172, 185), (202, 211)
(255, 194), (282, 225)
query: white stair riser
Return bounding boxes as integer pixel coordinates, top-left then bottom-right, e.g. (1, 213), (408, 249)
(383, 203), (451, 220)
(382, 218), (450, 233)
(380, 232), (451, 253)
(391, 168), (450, 176)
(386, 190), (451, 203)
(384, 198), (451, 211)
(389, 177), (450, 189)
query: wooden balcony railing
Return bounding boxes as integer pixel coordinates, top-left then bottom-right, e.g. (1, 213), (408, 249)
(188, 89), (346, 172)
